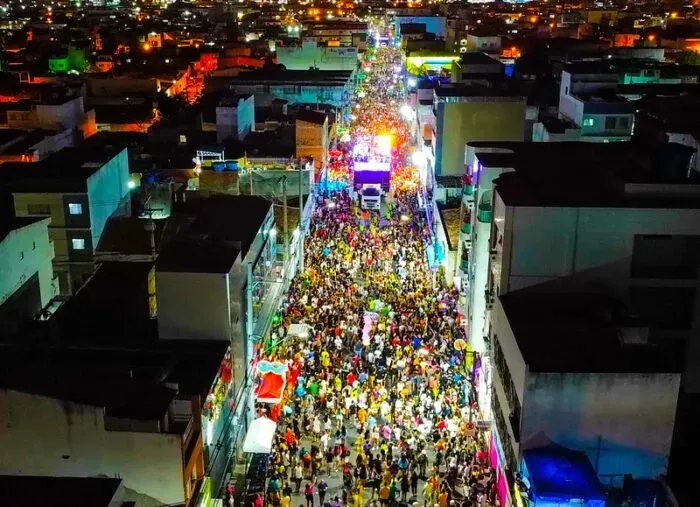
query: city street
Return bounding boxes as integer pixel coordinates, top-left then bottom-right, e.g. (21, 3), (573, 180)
(246, 38), (495, 507)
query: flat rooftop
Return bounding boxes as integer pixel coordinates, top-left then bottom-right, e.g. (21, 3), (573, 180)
(157, 193), (272, 273)
(500, 287), (687, 374)
(0, 476), (122, 507)
(2, 145), (125, 193)
(470, 141), (700, 208)
(228, 69), (352, 86)
(458, 52), (503, 66)
(435, 84), (522, 98)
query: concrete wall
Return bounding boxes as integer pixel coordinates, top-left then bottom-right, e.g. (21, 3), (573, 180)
(35, 96), (84, 130)
(436, 99), (525, 176)
(0, 218), (55, 309)
(522, 372), (680, 481)
(277, 44), (359, 71)
(0, 390), (185, 505)
(296, 118), (329, 170)
(156, 270), (235, 342)
(86, 148), (130, 247)
(506, 207), (700, 294)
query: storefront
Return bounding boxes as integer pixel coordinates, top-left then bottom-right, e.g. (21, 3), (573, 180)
(490, 429), (512, 507)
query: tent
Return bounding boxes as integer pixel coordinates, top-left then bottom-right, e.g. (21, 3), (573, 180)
(242, 417), (277, 454)
(522, 444), (606, 507)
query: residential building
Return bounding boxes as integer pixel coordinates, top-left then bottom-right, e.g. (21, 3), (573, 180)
(459, 141), (700, 356)
(0, 217), (57, 337)
(0, 347), (215, 506)
(394, 15), (447, 39)
(431, 85), (526, 177)
(465, 33), (502, 54)
(450, 53), (505, 85)
(206, 69), (353, 108)
(277, 41), (359, 71)
(295, 109), (330, 172)
(490, 281), (684, 507)
(156, 194), (277, 389)
(5, 95), (87, 132)
(216, 94), (255, 143)
(6, 146), (131, 294)
(0, 476), (127, 507)
(302, 21), (368, 49)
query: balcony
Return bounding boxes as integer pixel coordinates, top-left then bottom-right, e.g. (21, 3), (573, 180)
(460, 258), (469, 271)
(477, 202), (493, 223)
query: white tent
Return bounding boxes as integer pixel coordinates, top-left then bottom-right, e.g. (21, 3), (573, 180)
(242, 417), (277, 454)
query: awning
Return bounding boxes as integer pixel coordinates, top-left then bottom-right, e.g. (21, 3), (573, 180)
(242, 417), (277, 454)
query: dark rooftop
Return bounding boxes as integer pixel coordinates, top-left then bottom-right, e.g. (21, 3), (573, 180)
(296, 109), (328, 125)
(540, 115), (579, 134)
(157, 193), (272, 273)
(499, 287), (687, 374)
(469, 141), (700, 208)
(0, 476), (122, 507)
(2, 145), (126, 193)
(228, 68), (352, 85)
(458, 52), (503, 66)
(434, 83), (523, 98)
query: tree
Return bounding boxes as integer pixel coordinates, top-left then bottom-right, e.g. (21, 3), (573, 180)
(676, 50), (700, 66)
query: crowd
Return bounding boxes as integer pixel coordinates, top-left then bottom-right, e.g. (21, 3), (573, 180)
(250, 43), (498, 507)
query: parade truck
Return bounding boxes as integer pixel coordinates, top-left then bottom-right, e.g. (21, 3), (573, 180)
(353, 160), (391, 210)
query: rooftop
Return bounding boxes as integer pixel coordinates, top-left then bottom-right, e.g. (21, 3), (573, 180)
(296, 109), (328, 125)
(0, 476), (122, 507)
(458, 52), (503, 66)
(157, 193), (272, 273)
(500, 286), (687, 374)
(469, 141), (700, 208)
(434, 84), (523, 98)
(2, 145), (125, 193)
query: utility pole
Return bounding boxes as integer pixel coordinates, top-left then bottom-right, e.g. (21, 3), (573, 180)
(298, 163), (304, 272)
(249, 168), (254, 195)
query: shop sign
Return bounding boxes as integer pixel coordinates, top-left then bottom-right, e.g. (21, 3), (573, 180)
(477, 420), (491, 430)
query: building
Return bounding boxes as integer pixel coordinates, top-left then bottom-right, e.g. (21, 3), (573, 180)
(490, 283), (683, 507)
(458, 142), (700, 356)
(0, 359), (205, 505)
(207, 69), (354, 108)
(295, 109), (330, 172)
(5, 146), (131, 294)
(216, 94), (255, 143)
(0, 217), (57, 337)
(5, 94), (87, 132)
(302, 21), (368, 49)
(431, 85), (526, 177)
(156, 194), (277, 387)
(450, 52), (505, 85)
(0, 475), (127, 507)
(394, 15), (447, 39)
(276, 41), (359, 71)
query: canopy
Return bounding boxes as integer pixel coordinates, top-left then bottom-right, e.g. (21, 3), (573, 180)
(523, 444), (605, 506)
(242, 417), (277, 454)
(254, 360), (287, 404)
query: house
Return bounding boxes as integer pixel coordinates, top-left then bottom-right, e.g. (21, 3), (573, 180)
(5, 146), (131, 294)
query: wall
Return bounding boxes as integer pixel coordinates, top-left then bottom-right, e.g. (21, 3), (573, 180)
(296, 119), (328, 170)
(86, 148), (130, 247)
(35, 96), (84, 130)
(277, 44), (359, 71)
(396, 16), (447, 37)
(522, 372), (680, 481)
(156, 270), (233, 341)
(0, 390), (185, 505)
(88, 77), (157, 97)
(437, 98), (525, 176)
(0, 218), (55, 310)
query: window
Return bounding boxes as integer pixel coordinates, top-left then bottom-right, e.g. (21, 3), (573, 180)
(564, 86), (569, 95)
(618, 116), (630, 130)
(68, 203), (83, 215)
(27, 204), (51, 215)
(71, 238), (85, 250)
(583, 118), (594, 127)
(605, 116), (616, 130)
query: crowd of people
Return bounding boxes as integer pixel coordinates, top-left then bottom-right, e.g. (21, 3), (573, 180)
(252, 43), (498, 507)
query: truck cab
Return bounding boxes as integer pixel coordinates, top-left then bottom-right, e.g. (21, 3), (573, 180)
(360, 185), (382, 210)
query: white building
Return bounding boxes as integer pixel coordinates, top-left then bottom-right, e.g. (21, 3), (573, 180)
(276, 41), (359, 71)
(0, 217), (57, 336)
(458, 141), (700, 358)
(489, 281), (683, 506)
